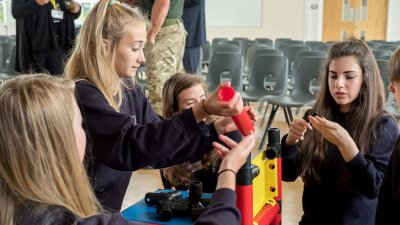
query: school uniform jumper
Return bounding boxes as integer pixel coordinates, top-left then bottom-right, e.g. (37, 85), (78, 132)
(281, 112), (398, 225)
(17, 188), (241, 225)
(75, 80), (221, 212)
(376, 136), (400, 225)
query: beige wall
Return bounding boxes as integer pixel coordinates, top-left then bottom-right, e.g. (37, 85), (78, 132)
(206, 0), (305, 41)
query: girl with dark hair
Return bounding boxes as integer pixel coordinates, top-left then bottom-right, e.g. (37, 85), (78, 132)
(282, 39), (398, 225)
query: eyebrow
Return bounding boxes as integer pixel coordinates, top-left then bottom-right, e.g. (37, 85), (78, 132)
(328, 70), (358, 74)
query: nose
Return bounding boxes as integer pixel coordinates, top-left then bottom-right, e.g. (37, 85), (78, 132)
(138, 49), (146, 64)
(335, 76), (345, 88)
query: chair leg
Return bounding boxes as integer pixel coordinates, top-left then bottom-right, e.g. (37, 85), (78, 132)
(260, 103), (270, 127)
(259, 105), (279, 150)
(283, 107), (291, 127)
(287, 107), (294, 121)
(258, 101), (264, 112)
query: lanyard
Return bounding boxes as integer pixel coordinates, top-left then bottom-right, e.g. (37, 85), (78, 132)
(50, 0), (58, 9)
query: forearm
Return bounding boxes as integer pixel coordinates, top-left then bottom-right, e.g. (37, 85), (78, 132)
(337, 138), (359, 162)
(215, 170), (236, 191)
(148, 0), (169, 40)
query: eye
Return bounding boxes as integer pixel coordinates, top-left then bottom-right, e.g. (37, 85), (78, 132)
(329, 74), (338, 79)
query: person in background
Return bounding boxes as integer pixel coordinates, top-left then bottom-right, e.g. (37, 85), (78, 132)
(376, 46), (400, 225)
(12, 0), (80, 75)
(281, 39), (398, 225)
(136, 0), (186, 114)
(0, 74), (255, 225)
(64, 0), (247, 212)
(160, 73), (250, 192)
(181, 0), (206, 73)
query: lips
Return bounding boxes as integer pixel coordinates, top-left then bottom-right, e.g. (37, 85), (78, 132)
(335, 92), (345, 96)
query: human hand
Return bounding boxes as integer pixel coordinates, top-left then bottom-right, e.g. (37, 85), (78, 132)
(36, 0), (49, 6)
(308, 116), (350, 148)
(214, 106), (256, 134)
(203, 83), (243, 117)
(286, 118), (312, 145)
(212, 134), (255, 173)
(69, 1), (80, 13)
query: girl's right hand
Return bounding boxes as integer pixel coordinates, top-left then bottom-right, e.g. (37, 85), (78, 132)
(285, 118), (312, 145)
(212, 134), (255, 173)
(203, 83), (243, 117)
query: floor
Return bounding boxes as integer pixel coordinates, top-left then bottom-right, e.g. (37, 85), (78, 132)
(121, 103), (304, 225)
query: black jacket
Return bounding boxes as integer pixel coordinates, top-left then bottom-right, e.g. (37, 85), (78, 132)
(376, 136), (400, 225)
(75, 80), (221, 212)
(282, 113), (398, 225)
(12, 0), (80, 72)
(17, 188), (241, 225)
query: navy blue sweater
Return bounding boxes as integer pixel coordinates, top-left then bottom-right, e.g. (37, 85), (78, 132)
(75, 80), (221, 212)
(281, 113), (398, 225)
(17, 188), (241, 225)
(376, 136), (400, 225)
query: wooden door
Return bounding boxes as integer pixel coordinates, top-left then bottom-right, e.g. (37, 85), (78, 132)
(322, 0), (388, 41)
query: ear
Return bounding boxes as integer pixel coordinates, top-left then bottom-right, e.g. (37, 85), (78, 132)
(102, 39), (110, 52)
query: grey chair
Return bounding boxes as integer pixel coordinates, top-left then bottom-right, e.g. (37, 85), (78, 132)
(367, 41), (382, 50)
(259, 56), (325, 149)
(205, 52), (243, 93)
(255, 38), (273, 46)
(1, 42), (14, 72)
(274, 38), (292, 49)
(305, 41), (324, 49)
(5, 45), (21, 76)
(288, 51), (327, 91)
(136, 65), (147, 94)
(201, 41), (211, 66)
(243, 45), (273, 76)
(378, 45), (399, 52)
(373, 50), (393, 60)
(312, 43), (330, 52)
(240, 55), (288, 124)
(376, 59), (390, 100)
(243, 48), (283, 89)
(212, 45), (240, 54)
(211, 38), (228, 48)
(281, 45), (311, 75)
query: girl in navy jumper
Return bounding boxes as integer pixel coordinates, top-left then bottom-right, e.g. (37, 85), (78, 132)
(64, 0), (248, 212)
(160, 73), (250, 192)
(376, 46), (400, 225)
(0, 74), (255, 225)
(281, 39), (398, 225)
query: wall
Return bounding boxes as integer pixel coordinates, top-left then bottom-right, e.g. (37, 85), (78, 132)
(206, 0), (305, 41)
(206, 0), (400, 42)
(387, 0), (400, 41)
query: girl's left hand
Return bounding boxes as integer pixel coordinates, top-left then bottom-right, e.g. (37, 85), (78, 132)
(308, 116), (350, 146)
(308, 115), (359, 162)
(214, 106), (257, 134)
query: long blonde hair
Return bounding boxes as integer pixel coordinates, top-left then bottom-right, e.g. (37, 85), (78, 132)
(64, 0), (147, 111)
(0, 75), (102, 225)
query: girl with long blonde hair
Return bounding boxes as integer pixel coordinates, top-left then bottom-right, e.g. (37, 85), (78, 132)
(64, 0), (248, 212)
(0, 74), (255, 225)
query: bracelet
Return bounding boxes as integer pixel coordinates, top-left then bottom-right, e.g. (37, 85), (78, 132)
(217, 169), (237, 177)
(202, 99), (211, 115)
